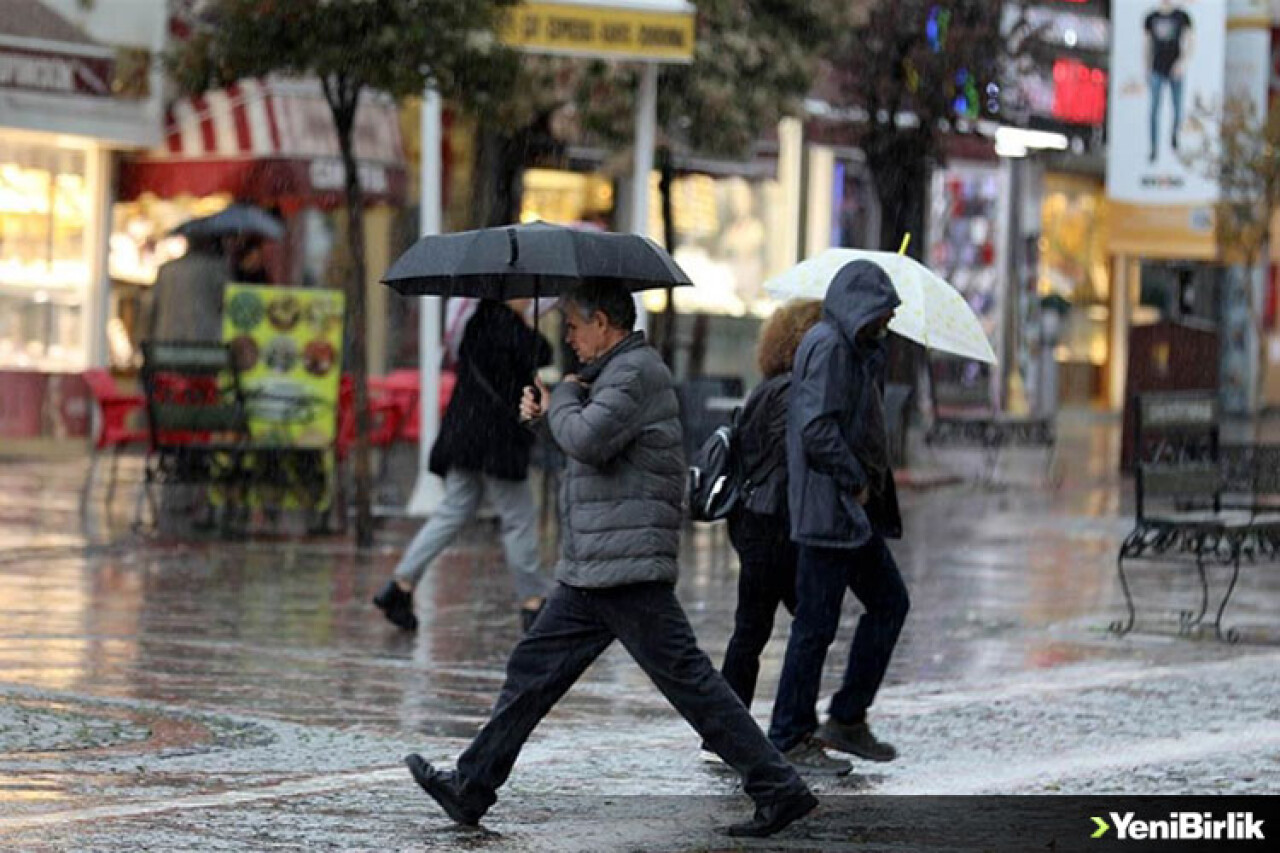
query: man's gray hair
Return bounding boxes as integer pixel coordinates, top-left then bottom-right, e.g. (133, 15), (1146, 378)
(561, 281), (636, 331)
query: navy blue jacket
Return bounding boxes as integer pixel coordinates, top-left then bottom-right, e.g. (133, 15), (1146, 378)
(787, 260), (903, 549)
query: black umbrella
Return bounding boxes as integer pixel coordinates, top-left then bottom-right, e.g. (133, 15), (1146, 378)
(382, 220), (692, 403)
(173, 203), (285, 241)
(381, 220), (692, 300)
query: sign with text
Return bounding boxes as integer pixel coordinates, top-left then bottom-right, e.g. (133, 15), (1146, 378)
(1106, 0), (1226, 206)
(0, 45), (114, 97)
(500, 1), (695, 62)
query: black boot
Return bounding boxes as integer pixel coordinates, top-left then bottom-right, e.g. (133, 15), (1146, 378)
(722, 790), (819, 838)
(373, 580), (418, 631)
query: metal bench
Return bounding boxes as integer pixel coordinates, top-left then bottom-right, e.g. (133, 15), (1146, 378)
(1113, 393), (1280, 642)
(923, 356), (1057, 485)
(137, 341), (251, 533)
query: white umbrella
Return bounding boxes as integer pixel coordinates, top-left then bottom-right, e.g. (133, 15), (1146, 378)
(763, 248), (997, 365)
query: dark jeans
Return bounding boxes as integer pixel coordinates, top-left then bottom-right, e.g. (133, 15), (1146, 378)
(1149, 71), (1184, 156)
(721, 509), (797, 708)
(768, 534), (910, 752)
(455, 580), (808, 809)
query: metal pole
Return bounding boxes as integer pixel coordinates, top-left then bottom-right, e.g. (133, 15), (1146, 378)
(406, 87), (444, 515)
(630, 63), (658, 334)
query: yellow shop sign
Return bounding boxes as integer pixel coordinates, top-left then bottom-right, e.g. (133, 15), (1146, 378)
(500, 1), (695, 62)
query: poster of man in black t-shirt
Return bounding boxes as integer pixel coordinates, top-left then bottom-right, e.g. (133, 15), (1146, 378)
(1145, 1), (1195, 162)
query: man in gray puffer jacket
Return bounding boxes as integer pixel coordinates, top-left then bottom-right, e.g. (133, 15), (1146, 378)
(404, 281), (816, 839)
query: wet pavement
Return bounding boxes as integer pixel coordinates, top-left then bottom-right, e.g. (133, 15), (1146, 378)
(0, 410), (1277, 851)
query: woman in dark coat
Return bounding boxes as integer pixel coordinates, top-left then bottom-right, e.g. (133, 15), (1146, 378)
(374, 299), (553, 632)
(705, 300), (852, 775)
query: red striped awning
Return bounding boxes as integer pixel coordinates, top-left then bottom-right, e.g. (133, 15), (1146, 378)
(119, 77), (407, 211)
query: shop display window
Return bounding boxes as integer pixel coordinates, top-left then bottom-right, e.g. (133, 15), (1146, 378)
(1036, 175), (1110, 406)
(110, 193), (230, 285)
(0, 138), (90, 371)
(647, 173), (782, 318)
(1038, 177), (1110, 365)
(929, 166), (1004, 346)
(520, 169), (614, 229)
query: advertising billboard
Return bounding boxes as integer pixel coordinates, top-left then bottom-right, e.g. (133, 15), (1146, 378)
(1106, 0), (1227, 205)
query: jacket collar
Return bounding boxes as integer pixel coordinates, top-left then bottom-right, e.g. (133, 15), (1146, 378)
(579, 330), (646, 382)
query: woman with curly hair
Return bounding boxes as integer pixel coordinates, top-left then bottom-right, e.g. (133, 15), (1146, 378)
(706, 300), (852, 776)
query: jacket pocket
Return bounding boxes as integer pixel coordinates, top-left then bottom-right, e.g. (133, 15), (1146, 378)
(837, 491), (873, 548)
(799, 471), (851, 541)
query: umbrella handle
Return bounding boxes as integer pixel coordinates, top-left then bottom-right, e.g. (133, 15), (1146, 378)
(530, 281), (542, 405)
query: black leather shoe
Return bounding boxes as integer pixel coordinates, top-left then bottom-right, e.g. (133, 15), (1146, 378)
(722, 790), (818, 838)
(373, 580), (418, 631)
(404, 754), (488, 826)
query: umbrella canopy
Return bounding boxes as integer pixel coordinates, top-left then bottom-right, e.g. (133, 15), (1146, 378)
(382, 221), (693, 300)
(763, 248), (998, 365)
(173, 203), (285, 242)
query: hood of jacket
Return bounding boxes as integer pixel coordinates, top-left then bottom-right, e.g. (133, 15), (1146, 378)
(822, 260), (900, 347)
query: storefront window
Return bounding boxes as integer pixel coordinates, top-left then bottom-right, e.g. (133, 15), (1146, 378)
(520, 168), (613, 227)
(644, 173), (782, 318)
(0, 137), (90, 370)
(1037, 174), (1110, 404)
(110, 193), (230, 285)
(1039, 177), (1109, 358)
(929, 164), (1005, 348)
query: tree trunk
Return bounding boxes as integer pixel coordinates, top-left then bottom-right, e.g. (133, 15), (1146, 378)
(657, 146), (678, 367)
(332, 90), (375, 548)
(869, 145), (928, 257)
(475, 124), (526, 228)
(866, 134), (930, 386)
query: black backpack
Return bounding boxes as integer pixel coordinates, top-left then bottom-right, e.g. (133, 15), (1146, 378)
(687, 408), (742, 522)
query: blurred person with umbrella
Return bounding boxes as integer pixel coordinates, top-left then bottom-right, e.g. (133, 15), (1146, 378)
(147, 231), (232, 345)
(386, 224), (817, 839)
(148, 203), (284, 344)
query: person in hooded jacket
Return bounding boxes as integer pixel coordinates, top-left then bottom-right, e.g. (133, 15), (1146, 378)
(768, 259), (910, 764)
(402, 281), (817, 839)
(703, 300), (850, 776)
(373, 298), (552, 633)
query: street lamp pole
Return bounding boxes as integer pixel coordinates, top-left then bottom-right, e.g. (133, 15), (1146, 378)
(406, 86), (444, 516)
(630, 62), (659, 333)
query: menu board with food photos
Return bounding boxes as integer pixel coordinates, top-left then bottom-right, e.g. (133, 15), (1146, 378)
(222, 284), (344, 448)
